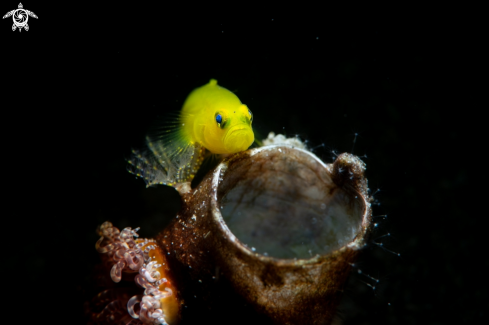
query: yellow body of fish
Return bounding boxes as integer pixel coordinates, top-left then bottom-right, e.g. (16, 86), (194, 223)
(128, 79), (254, 187)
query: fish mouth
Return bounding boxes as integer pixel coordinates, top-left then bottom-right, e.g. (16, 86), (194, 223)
(224, 126), (254, 153)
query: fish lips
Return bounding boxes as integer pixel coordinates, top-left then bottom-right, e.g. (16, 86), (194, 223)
(224, 126), (254, 153)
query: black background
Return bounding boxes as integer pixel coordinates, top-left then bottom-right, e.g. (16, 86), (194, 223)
(1, 2), (483, 324)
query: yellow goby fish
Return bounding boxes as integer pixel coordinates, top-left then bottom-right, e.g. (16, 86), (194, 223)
(128, 79), (254, 187)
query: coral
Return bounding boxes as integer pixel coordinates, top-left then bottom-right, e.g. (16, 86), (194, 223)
(90, 222), (180, 325)
(88, 135), (372, 325)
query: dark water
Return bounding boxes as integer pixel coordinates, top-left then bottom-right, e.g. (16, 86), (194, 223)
(4, 4), (480, 325)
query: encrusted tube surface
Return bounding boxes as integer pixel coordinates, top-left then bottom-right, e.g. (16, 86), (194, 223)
(157, 145), (372, 324)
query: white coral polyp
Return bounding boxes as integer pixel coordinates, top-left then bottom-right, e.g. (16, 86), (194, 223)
(126, 285), (172, 324)
(96, 222), (172, 325)
(140, 261), (162, 282)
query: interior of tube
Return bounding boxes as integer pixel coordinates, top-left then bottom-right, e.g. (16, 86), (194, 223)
(218, 147), (365, 259)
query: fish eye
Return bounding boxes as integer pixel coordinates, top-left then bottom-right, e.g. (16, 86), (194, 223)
(248, 109), (253, 123)
(215, 113), (226, 128)
(216, 114), (222, 124)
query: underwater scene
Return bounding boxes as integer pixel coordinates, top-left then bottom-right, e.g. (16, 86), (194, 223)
(5, 4), (480, 325)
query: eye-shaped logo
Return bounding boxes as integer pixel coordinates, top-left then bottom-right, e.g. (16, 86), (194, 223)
(3, 3), (38, 32)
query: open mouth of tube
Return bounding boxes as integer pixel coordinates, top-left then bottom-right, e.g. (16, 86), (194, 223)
(217, 146), (365, 259)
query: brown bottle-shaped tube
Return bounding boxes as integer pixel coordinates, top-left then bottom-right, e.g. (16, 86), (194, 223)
(156, 144), (373, 325)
